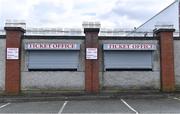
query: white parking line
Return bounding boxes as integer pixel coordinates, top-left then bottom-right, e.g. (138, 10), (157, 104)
(58, 101), (68, 114)
(121, 99), (138, 114)
(0, 103), (11, 109)
(173, 97), (180, 101)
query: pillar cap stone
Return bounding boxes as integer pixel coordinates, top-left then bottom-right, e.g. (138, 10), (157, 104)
(83, 21), (100, 33)
(4, 20), (26, 33)
(4, 27), (26, 33)
(153, 28), (175, 34)
(153, 25), (175, 34)
(84, 28), (100, 33)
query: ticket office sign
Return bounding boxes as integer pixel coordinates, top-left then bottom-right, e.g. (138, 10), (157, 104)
(103, 44), (156, 50)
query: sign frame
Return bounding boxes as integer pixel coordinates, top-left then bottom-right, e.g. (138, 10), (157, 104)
(6, 48), (19, 60)
(86, 48), (98, 60)
(103, 43), (157, 50)
(25, 43), (80, 50)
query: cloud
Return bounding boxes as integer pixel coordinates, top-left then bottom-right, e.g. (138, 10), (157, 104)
(0, 0), (175, 29)
(98, 0), (175, 28)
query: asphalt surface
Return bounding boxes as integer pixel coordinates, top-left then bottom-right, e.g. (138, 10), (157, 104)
(0, 96), (180, 113)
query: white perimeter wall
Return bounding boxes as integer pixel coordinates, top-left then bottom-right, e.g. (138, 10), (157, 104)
(0, 39), (5, 91)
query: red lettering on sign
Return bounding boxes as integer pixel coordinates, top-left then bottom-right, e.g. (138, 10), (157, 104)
(107, 44), (155, 50)
(27, 43), (77, 49)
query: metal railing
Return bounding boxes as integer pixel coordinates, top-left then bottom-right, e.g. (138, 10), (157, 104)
(0, 28), (179, 37)
(0, 21), (179, 37)
(25, 28), (84, 36)
(0, 30), (5, 35)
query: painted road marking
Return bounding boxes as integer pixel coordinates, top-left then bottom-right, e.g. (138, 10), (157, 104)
(0, 103), (11, 109)
(121, 99), (139, 114)
(58, 101), (68, 114)
(173, 97), (180, 101)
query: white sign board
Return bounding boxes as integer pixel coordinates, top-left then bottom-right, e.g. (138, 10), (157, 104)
(104, 44), (156, 50)
(25, 43), (80, 50)
(7, 48), (19, 59)
(86, 48), (97, 59)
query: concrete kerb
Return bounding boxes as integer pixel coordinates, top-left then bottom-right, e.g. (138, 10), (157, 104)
(0, 92), (180, 103)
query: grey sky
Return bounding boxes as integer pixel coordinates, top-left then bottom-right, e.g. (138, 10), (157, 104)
(0, 0), (175, 29)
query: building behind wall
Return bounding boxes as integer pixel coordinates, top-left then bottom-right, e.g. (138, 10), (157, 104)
(136, 0), (179, 32)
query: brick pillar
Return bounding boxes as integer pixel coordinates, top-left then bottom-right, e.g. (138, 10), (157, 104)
(154, 28), (175, 92)
(83, 22), (100, 93)
(4, 26), (25, 95)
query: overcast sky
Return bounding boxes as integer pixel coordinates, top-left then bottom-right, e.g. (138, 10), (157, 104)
(0, 0), (175, 29)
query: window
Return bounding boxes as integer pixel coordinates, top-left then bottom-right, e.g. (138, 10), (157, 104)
(25, 43), (80, 71)
(28, 50), (79, 71)
(104, 51), (153, 71)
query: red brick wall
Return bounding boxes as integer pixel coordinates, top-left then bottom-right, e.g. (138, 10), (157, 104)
(84, 29), (100, 93)
(5, 27), (25, 95)
(155, 29), (175, 92)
